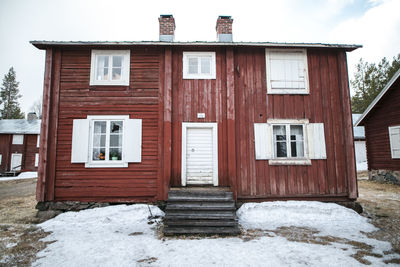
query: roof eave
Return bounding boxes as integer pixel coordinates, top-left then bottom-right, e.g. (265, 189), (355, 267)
(355, 68), (400, 127)
(30, 40), (362, 51)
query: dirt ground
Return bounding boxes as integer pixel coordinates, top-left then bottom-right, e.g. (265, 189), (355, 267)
(0, 175), (400, 266)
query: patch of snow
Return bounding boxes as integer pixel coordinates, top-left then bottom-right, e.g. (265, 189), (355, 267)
(34, 202), (397, 266)
(356, 161), (368, 171)
(0, 172), (37, 181)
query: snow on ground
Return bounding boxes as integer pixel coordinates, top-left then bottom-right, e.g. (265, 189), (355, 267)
(0, 171), (37, 181)
(34, 202), (398, 267)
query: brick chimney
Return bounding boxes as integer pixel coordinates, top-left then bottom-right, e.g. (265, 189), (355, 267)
(216, 16), (233, 42)
(27, 112), (37, 121)
(159, 14), (175, 42)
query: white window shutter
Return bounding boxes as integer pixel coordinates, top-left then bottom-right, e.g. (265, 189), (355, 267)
(71, 119), (90, 163)
(254, 123), (273, 160)
(307, 123), (327, 159)
(389, 126), (400, 158)
(124, 119), (142, 163)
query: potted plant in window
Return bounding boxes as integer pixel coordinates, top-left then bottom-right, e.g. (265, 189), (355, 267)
(111, 152), (119, 161)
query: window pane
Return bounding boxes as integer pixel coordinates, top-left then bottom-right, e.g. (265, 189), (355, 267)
(290, 125), (304, 157)
(273, 125), (287, 157)
(109, 148), (122, 160)
(110, 121), (123, 133)
(290, 125), (303, 139)
(96, 56), (109, 80)
(94, 121), (107, 133)
(92, 147), (106, 161)
(93, 134), (106, 147)
(188, 57), (198, 74)
(110, 134), (123, 147)
(112, 68), (122, 80)
(112, 56), (123, 67)
(200, 57), (211, 74)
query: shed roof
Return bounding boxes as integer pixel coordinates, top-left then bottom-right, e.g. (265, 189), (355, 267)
(30, 40), (361, 51)
(0, 119), (41, 134)
(355, 68), (400, 126)
(352, 114), (365, 140)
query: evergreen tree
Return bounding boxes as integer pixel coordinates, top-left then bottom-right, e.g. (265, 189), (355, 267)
(351, 54), (400, 113)
(0, 67), (24, 119)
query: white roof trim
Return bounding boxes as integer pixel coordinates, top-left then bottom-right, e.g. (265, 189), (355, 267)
(355, 68), (400, 126)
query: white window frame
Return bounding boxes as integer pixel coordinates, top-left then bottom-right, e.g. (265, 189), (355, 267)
(90, 50), (130, 86)
(0, 154), (2, 165)
(265, 48), (309, 94)
(268, 119), (311, 165)
(12, 134), (24, 145)
(35, 153), (39, 167)
(37, 134), (40, 148)
(183, 52), (216, 79)
(85, 115), (129, 168)
(389, 125), (400, 159)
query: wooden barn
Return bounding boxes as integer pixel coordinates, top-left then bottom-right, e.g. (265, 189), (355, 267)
(32, 15), (360, 207)
(0, 116), (41, 175)
(356, 69), (400, 184)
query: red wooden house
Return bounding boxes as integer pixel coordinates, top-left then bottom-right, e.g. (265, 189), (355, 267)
(32, 15), (360, 205)
(0, 117), (41, 175)
(355, 69), (400, 184)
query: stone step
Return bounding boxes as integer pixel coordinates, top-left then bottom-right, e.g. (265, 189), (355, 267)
(165, 202), (236, 211)
(167, 195), (233, 202)
(163, 226), (241, 235)
(168, 190), (233, 198)
(164, 219), (237, 227)
(165, 211), (236, 220)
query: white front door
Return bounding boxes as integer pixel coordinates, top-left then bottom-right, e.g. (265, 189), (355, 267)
(11, 153), (22, 171)
(181, 123), (218, 186)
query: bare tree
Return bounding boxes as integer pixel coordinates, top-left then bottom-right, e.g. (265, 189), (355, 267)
(30, 97), (42, 119)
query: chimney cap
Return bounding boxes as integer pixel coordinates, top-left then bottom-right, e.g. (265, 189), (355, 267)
(160, 14), (173, 18)
(218, 15), (232, 20)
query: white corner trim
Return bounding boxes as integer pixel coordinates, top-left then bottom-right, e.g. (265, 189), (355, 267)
(182, 52), (216, 79)
(181, 122), (218, 186)
(265, 48), (309, 95)
(89, 50), (130, 86)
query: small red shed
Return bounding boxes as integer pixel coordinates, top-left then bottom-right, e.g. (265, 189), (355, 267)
(355, 69), (400, 184)
(32, 15), (360, 204)
(0, 118), (41, 174)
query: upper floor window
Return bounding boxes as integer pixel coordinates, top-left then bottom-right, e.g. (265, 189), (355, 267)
(389, 125), (400, 159)
(90, 50), (130, 86)
(265, 49), (309, 94)
(183, 52), (216, 79)
(12, 134), (24, 145)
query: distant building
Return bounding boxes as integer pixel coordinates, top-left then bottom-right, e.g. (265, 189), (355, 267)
(0, 118), (41, 174)
(352, 114), (367, 171)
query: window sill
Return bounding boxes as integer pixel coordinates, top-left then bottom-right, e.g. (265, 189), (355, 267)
(268, 159), (311, 165)
(89, 81), (129, 86)
(183, 75), (216, 80)
(267, 89), (309, 95)
(85, 162), (128, 168)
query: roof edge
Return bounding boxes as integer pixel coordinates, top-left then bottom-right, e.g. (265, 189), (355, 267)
(30, 40), (362, 51)
(355, 68), (400, 126)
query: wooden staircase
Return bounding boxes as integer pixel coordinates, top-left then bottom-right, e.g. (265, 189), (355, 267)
(163, 187), (240, 235)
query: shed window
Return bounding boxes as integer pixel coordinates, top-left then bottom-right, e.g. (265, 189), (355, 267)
(71, 115), (142, 168)
(35, 153), (39, 167)
(37, 135), (40, 148)
(389, 126), (400, 159)
(183, 52), (216, 79)
(266, 49), (309, 94)
(12, 134), (24, 145)
(90, 50), (130, 86)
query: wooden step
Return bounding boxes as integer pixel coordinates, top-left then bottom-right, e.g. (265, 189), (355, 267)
(164, 219), (237, 227)
(165, 202), (236, 211)
(163, 226), (241, 235)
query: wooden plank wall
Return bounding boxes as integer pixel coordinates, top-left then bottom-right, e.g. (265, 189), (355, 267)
(364, 78), (400, 170)
(45, 47), (162, 202)
(170, 47), (230, 187)
(234, 48), (356, 200)
(0, 135), (12, 172)
(23, 134), (39, 171)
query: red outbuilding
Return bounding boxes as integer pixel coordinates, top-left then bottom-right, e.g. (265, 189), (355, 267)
(32, 15), (360, 204)
(0, 117), (41, 175)
(356, 69), (400, 184)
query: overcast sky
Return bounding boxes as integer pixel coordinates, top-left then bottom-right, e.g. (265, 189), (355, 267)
(0, 0), (399, 116)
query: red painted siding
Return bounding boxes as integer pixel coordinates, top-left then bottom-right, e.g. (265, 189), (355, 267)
(364, 78), (400, 170)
